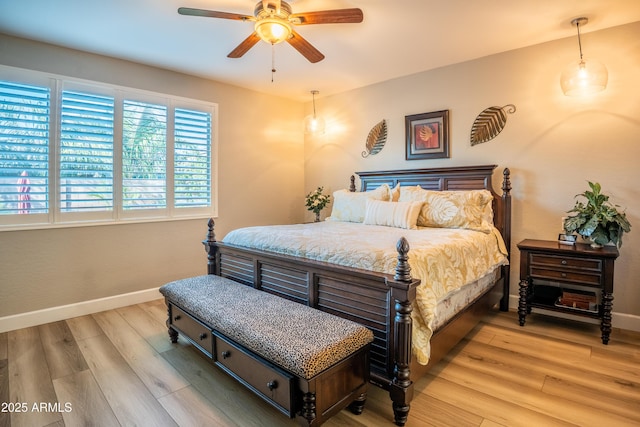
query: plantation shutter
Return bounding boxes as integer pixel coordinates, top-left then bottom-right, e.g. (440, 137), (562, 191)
(1, 69), (217, 230)
(122, 100), (167, 210)
(0, 81), (50, 215)
(174, 108), (211, 208)
(59, 90), (115, 213)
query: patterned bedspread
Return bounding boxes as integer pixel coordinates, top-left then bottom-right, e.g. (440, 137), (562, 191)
(223, 221), (508, 364)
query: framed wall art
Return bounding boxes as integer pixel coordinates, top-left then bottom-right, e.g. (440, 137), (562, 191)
(405, 110), (450, 160)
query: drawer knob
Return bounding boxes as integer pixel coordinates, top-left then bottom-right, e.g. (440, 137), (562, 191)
(221, 350), (231, 359)
(561, 273), (567, 278)
(267, 380), (278, 390)
(173, 315), (181, 321)
(561, 260), (567, 265)
(199, 332), (207, 340)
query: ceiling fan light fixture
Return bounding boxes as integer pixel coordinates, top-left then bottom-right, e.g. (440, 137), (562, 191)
(178, 1), (362, 63)
(255, 18), (292, 44)
(560, 17), (608, 96)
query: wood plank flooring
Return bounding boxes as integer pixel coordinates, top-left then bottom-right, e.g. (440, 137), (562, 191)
(1, 300), (638, 427)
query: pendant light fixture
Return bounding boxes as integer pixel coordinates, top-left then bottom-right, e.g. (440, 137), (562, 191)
(560, 17), (608, 96)
(304, 90), (325, 135)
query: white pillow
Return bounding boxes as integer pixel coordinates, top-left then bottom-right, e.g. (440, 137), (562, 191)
(399, 186), (494, 231)
(327, 184), (391, 223)
(390, 183), (401, 201)
(363, 199), (422, 230)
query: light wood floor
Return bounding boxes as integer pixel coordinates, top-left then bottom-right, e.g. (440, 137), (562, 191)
(1, 300), (638, 427)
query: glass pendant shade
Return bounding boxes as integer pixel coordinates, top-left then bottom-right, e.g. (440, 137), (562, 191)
(561, 17), (607, 96)
(304, 90), (325, 135)
(255, 18), (292, 44)
(561, 58), (608, 96)
(304, 114), (325, 135)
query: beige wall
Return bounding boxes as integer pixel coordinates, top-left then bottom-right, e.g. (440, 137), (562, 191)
(0, 34), (305, 318)
(1, 21), (639, 327)
(304, 22), (640, 324)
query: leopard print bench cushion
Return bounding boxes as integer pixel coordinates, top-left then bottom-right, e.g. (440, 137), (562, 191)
(159, 275), (374, 380)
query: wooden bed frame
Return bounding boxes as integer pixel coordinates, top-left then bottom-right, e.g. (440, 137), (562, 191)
(203, 165), (512, 426)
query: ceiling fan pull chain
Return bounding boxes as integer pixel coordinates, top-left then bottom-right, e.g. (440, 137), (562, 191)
(271, 43), (276, 82)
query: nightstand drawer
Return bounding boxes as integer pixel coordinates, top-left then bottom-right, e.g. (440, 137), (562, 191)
(530, 254), (602, 272)
(530, 267), (601, 286)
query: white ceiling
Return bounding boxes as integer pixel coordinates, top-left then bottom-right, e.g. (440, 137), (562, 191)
(1, 0), (639, 101)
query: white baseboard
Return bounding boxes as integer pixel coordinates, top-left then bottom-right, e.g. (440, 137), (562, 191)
(2, 292), (638, 334)
(0, 288), (163, 333)
(507, 295), (640, 332)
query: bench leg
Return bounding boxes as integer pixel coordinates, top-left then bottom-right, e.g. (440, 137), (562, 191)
(165, 301), (179, 343)
(168, 326), (178, 343)
(299, 391), (317, 425)
(347, 392), (367, 415)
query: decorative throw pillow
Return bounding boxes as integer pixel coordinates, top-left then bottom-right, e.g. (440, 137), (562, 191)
(327, 184), (391, 223)
(399, 186), (494, 231)
(363, 199), (422, 230)
(390, 183), (401, 202)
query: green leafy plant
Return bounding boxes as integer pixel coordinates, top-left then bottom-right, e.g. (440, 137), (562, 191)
(305, 187), (331, 220)
(563, 182), (631, 248)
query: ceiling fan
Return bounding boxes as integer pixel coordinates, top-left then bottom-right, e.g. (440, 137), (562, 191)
(178, 1), (364, 63)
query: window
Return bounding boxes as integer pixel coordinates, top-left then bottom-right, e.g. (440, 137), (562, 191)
(0, 81), (50, 220)
(59, 90), (115, 213)
(174, 108), (211, 209)
(122, 100), (167, 211)
(0, 66), (217, 230)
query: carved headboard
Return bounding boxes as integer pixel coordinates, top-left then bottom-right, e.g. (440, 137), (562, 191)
(352, 165), (512, 258)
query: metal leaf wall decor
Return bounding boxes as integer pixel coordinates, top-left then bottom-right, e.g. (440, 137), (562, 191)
(470, 104), (516, 146)
(361, 119), (387, 157)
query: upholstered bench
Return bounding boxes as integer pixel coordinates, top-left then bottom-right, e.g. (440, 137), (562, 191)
(159, 275), (374, 426)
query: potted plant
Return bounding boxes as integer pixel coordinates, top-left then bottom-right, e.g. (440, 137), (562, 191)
(305, 186), (331, 222)
(563, 181), (631, 248)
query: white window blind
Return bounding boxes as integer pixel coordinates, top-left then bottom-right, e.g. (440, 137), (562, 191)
(0, 66), (218, 230)
(59, 90), (115, 213)
(122, 100), (167, 210)
(0, 81), (50, 216)
(174, 108), (211, 208)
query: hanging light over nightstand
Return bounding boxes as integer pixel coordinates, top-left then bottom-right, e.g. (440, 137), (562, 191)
(560, 17), (608, 96)
(304, 90), (325, 135)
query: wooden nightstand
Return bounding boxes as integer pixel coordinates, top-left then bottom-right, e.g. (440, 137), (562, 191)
(517, 239), (619, 344)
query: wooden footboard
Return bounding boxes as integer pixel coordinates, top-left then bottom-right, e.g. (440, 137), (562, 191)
(204, 221), (420, 423)
(203, 165), (512, 426)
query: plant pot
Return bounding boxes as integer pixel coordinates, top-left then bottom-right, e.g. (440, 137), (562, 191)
(585, 236), (604, 248)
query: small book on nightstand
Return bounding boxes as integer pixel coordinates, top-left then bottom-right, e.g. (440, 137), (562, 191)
(558, 233), (577, 245)
(556, 289), (598, 312)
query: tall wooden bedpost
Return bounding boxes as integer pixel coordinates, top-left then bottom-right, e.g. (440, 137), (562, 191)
(202, 218), (219, 275)
(387, 237), (420, 426)
(500, 168), (512, 311)
(349, 175), (357, 192)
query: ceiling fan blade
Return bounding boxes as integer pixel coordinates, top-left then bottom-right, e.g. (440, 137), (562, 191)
(227, 32), (261, 58)
(178, 7), (254, 21)
(290, 8), (363, 25)
(287, 30), (325, 63)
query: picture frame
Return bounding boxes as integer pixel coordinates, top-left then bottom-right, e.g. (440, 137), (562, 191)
(405, 110), (450, 160)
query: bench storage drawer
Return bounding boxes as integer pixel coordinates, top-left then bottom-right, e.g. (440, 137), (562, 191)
(161, 275), (374, 426)
(214, 332), (295, 416)
(168, 304), (213, 358)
